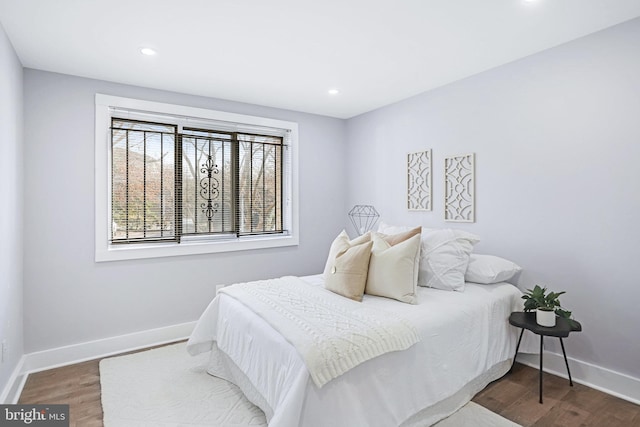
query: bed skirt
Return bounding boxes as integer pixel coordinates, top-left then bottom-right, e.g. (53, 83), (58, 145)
(206, 343), (512, 427)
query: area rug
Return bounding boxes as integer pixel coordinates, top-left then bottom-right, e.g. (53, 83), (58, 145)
(100, 342), (520, 427)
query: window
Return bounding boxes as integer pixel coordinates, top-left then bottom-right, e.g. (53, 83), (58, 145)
(111, 119), (177, 243)
(95, 95), (298, 261)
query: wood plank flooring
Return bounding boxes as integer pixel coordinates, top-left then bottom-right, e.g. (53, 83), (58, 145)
(473, 363), (640, 426)
(17, 345), (640, 427)
(18, 358), (103, 427)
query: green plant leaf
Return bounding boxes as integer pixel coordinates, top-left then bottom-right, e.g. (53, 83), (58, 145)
(555, 308), (572, 319)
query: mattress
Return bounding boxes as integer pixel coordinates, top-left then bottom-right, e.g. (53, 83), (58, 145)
(187, 274), (524, 427)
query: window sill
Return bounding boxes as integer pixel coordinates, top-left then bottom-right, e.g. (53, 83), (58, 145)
(95, 234), (299, 262)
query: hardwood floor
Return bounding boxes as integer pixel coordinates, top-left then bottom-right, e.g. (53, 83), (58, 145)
(18, 358), (103, 427)
(17, 346), (640, 427)
(473, 363), (640, 427)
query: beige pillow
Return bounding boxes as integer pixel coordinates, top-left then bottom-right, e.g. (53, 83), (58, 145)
(379, 226), (422, 246)
(323, 230), (371, 279)
(365, 231), (421, 304)
(324, 240), (374, 301)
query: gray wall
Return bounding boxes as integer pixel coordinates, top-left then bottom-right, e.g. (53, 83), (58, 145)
(346, 18), (640, 379)
(0, 22), (23, 393)
(16, 14), (640, 387)
(23, 70), (347, 352)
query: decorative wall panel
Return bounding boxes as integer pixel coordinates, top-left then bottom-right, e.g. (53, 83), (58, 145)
(407, 150), (432, 211)
(444, 153), (475, 222)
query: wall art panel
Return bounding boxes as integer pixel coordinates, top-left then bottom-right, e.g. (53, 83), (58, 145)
(444, 153), (475, 222)
(407, 150), (432, 211)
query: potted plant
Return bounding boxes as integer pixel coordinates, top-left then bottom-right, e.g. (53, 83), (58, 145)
(522, 285), (572, 327)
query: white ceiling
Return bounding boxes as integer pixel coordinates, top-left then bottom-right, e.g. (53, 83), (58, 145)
(1, 1), (639, 118)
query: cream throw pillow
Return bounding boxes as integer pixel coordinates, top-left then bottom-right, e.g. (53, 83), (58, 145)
(380, 226), (422, 246)
(324, 239), (373, 301)
(365, 230), (421, 304)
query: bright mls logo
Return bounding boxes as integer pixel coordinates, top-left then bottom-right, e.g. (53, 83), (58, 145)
(0, 405), (69, 426)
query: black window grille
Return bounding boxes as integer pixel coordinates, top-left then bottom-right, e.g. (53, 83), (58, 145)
(110, 118), (285, 244)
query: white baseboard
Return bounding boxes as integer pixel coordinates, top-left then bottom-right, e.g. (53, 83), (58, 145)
(516, 351), (640, 405)
(1, 356), (26, 404)
(21, 321), (196, 375)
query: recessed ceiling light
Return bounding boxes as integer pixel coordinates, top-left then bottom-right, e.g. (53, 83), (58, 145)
(140, 47), (157, 56)
(328, 89), (340, 95)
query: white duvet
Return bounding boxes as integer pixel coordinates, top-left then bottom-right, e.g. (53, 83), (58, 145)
(218, 276), (420, 388)
(187, 275), (524, 427)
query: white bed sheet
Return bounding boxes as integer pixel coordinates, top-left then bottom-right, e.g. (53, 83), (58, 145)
(187, 275), (525, 427)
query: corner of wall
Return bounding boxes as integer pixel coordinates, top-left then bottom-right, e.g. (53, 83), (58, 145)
(0, 19), (25, 403)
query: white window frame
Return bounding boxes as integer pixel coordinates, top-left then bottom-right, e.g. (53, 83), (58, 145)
(95, 94), (299, 262)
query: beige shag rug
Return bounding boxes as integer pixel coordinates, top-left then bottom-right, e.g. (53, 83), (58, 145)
(100, 342), (519, 427)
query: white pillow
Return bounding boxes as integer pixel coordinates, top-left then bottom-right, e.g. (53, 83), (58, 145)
(465, 254), (521, 284)
(365, 232), (421, 304)
(378, 222), (479, 292)
(418, 228), (479, 291)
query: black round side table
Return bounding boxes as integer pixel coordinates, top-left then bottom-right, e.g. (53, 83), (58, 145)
(509, 311), (582, 404)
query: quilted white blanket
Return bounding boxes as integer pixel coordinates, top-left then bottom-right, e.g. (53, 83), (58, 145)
(218, 276), (420, 387)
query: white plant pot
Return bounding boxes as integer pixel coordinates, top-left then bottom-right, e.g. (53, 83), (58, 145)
(536, 308), (556, 327)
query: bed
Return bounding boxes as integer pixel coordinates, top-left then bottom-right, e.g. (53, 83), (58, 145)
(187, 273), (523, 427)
